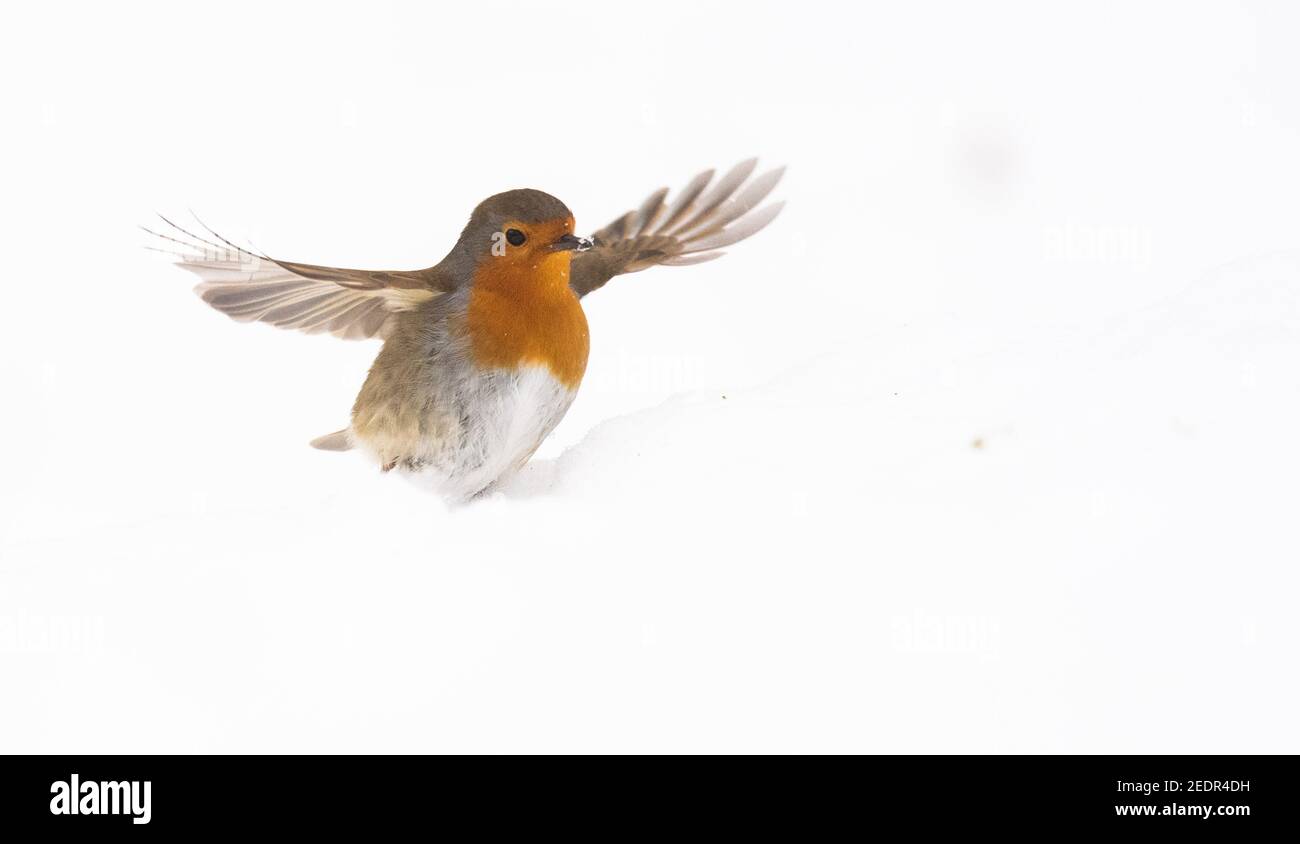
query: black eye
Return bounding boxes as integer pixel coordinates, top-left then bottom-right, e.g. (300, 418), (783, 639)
(505, 228), (526, 247)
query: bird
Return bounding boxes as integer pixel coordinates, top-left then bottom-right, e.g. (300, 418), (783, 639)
(149, 160), (784, 500)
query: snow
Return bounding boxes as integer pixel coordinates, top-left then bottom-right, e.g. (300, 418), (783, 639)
(2, 1), (1299, 752)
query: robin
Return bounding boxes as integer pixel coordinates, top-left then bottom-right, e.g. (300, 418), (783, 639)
(150, 160), (784, 499)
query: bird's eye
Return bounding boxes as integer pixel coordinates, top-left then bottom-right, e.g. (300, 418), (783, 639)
(505, 228), (526, 247)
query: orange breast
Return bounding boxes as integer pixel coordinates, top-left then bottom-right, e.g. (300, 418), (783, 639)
(466, 250), (589, 388)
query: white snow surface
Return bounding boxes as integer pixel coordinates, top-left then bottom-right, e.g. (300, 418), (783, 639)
(2, 1), (1299, 752)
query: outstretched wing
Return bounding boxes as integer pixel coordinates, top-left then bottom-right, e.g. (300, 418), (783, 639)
(146, 216), (453, 340)
(570, 159), (784, 298)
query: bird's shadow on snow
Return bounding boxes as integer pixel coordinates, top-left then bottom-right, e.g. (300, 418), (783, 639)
(494, 457), (567, 500)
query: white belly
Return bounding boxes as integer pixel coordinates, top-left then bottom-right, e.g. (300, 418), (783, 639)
(385, 364), (577, 500)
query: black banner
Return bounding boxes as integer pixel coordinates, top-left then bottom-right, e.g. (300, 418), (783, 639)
(0, 755), (1290, 833)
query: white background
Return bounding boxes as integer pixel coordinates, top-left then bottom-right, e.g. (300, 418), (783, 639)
(2, 1), (1298, 752)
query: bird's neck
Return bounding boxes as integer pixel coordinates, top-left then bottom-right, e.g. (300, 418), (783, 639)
(466, 252), (589, 389)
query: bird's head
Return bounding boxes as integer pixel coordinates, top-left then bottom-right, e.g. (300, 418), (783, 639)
(446, 189), (592, 282)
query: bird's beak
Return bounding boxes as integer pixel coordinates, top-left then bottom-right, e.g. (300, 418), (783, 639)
(550, 233), (594, 252)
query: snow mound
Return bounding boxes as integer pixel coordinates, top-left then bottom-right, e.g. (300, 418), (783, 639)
(8, 253), (1292, 752)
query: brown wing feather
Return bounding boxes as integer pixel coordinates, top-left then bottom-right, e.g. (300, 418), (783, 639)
(147, 216), (452, 341)
(570, 159), (785, 298)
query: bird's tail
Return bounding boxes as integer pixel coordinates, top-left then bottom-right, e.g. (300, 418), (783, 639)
(310, 428), (353, 451)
